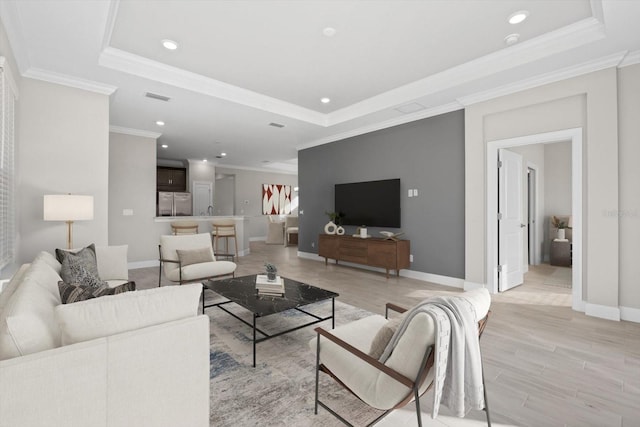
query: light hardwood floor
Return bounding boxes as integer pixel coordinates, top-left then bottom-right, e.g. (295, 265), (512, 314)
(131, 242), (640, 427)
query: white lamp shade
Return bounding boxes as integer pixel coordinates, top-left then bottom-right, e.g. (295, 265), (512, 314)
(44, 195), (94, 221)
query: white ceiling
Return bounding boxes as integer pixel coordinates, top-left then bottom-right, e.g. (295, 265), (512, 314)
(2, 0), (640, 173)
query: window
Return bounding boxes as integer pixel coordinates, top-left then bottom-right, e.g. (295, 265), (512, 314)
(0, 58), (16, 271)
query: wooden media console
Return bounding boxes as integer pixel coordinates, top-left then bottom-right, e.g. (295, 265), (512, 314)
(318, 234), (410, 278)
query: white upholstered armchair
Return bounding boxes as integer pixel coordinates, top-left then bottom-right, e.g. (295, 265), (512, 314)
(311, 288), (492, 427)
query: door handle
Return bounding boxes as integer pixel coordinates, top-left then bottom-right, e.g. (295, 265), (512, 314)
(520, 224), (527, 228)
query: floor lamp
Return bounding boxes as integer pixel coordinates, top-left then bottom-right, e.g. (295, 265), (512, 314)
(43, 194), (94, 249)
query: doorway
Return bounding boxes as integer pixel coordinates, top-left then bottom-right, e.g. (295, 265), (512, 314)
(486, 128), (583, 311)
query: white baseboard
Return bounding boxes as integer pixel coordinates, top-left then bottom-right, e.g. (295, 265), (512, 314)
(250, 236), (266, 242)
(296, 251), (463, 288)
(620, 306), (640, 323)
(401, 270), (464, 288)
(463, 281), (486, 291)
(585, 303), (621, 321)
(298, 251), (322, 261)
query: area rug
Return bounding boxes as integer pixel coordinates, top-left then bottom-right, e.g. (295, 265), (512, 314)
(205, 297), (386, 426)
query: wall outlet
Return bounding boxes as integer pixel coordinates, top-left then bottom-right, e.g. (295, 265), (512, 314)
(311, 242), (315, 248)
(410, 254), (414, 262)
(122, 209), (133, 216)
(414, 189), (419, 197)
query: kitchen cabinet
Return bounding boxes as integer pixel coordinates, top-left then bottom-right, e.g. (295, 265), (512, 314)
(157, 167), (187, 192)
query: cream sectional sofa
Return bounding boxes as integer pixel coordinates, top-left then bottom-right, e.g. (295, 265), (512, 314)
(0, 248), (210, 427)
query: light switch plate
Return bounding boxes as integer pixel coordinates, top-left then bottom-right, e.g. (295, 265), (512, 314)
(414, 189), (419, 197)
(408, 189), (413, 198)
(123, 209), (133, 216)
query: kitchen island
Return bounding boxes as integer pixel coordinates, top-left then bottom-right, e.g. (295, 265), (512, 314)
(153, 216), (249, 256)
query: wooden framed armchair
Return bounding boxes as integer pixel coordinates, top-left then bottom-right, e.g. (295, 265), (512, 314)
(311, 288), (492, 427)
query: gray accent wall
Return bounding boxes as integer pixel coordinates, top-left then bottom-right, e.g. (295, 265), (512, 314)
(299, 110), (465, 279)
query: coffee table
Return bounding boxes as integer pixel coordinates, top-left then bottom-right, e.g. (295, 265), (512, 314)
(203, 274), (338, 367)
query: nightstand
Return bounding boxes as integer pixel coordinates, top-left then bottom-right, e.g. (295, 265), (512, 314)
(550, 240), (572, 266)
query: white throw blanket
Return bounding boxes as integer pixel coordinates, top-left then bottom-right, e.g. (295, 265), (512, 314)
(379, 294), (485, 418)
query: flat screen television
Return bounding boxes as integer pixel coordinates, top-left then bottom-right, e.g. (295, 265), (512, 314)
(334, 179), (401, 228)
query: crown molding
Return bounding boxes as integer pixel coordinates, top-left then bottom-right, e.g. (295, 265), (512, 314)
(324, 17), (606, 127)
(0, 57), (19, 99)
(619, 50), (640, 68)
(298, 102), (463, 151)
(99, 47), (326, 126)
(23, 68), (117, 95)
(101, 0), (120, 50)
(457, 51), (627, 106)
(215, 163), (298, 175)
(109, 125), (161, 139)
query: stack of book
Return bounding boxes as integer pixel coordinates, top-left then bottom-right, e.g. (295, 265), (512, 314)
(255, 274), (285, 297)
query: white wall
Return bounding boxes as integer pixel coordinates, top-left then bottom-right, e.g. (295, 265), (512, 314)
(108, 131), (158, 262)
(17, 78), (109, 262)
(618, 64), (640, 311)
(465, 68), (619, 313)
(543, 141), (572, 259)
(187, 159), (215, 191)
(215, 167), (298, 240)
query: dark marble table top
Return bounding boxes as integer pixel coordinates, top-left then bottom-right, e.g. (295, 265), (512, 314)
(204, 274), (339, 317)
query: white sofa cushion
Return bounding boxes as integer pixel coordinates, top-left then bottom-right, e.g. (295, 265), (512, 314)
(165, 261), (236, 282)
(0, 259), (63, 360)
(55, 283), (203, 345)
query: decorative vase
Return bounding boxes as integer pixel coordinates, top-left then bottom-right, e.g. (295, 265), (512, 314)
(336, 226), (345, 236)
(557, 228), (565, 240)
(267, 271), (277, 281)
(324, 221), (337, 235)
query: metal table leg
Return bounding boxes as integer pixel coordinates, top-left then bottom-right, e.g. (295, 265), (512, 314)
(253, 314), (257, 367)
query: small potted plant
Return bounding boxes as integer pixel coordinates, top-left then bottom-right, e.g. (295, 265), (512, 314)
(551, 216), (571, 240)
(264, 262), (278, 282)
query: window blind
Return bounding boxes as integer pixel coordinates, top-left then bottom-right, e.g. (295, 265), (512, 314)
(0, 61), (16, 271)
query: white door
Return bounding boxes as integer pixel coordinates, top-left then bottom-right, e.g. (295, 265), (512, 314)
(193, 181), (213, 216)
(498, 149), (525, 291)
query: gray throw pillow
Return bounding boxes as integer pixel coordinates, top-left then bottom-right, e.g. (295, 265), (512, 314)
(60, 254), (107, 288)
(368, 313), (406, 360)
(176, 247), (214, 267)
(56, 244), (100, 278)
(58, 281), (136, 304)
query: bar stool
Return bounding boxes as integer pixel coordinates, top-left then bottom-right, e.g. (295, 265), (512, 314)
(170, 221), (199, 235)
(211, 218), (238, 259)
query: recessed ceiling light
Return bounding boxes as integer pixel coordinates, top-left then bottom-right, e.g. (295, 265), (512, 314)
(508, 10), (529, 25)
(220, 152), (227, 157)
(161, 144), (168, 148)
(322, 27), (336, 37)
(156, 120), (165, 126)
(203, 159), (207, 163)
(504, 33), (520, 46)
(161, 39), (179, 50)
(321, 97), (331, 104)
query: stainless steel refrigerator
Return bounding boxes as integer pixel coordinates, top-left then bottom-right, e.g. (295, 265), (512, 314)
(157, 192), (192, 216)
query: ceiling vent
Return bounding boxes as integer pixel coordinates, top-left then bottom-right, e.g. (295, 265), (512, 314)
(269, 122), (285, 128)
(145, 92), (171, 102)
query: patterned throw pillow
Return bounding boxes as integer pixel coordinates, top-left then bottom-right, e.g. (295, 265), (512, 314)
(56, 244), (101, 280)
(60, 255), (107, 288)
(58, 281), (136, 304)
